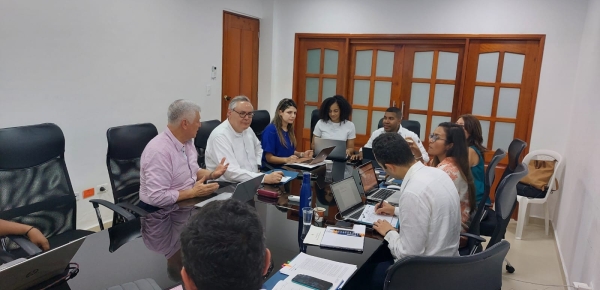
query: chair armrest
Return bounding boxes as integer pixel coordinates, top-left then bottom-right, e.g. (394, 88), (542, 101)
(5, 235), (42, 256)
(89, 199), (137, 230)
(460, 233), (486, 243)
(116, 202), (148, 217)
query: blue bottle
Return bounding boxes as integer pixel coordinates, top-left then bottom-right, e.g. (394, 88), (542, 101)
(299, 172), (312, 215)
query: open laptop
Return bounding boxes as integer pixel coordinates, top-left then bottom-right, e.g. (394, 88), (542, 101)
(285, 146), (335, 169)
(314, 137), (347, 161)
(330, 177), (370, 225)
(195, 174), (264, 207)
(0, 237), (86, 290)
(353, 161), (399, 202)
(362, 148), (381, 168)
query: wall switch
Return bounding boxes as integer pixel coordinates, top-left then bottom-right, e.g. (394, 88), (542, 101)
(206, 84), (211, 96)
(96, 183), (109, 195)
(211, 66), (217, 79)
(75, 192), (81, 201)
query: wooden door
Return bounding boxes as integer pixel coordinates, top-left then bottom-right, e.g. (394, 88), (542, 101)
(347, 44), (403, 148)
(294, 39), (346, 151)
(222, 12), (259, 120)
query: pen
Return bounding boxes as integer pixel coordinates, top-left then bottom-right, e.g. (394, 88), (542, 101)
(335, 280), (344, 290)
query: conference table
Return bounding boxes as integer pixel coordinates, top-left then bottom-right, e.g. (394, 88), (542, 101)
(58, 161), (388, 290)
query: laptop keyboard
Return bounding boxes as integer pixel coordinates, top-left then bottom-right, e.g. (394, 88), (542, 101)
(348, 210), (362, 220)
(370, 189), (395, 200)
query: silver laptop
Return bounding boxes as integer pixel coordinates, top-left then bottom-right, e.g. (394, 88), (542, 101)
(330, 177), (370, 226)
(314, 137), (347, 160)
(195, 174), (264, 207)
(0, 237), (86, 290)
(285, 146), (335, 169)
(353, 161), (398, 202)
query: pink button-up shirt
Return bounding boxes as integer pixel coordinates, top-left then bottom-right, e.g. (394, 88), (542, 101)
(139, 128), (200, 207)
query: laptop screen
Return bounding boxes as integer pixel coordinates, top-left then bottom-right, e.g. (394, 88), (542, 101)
(358, 162), (378, 192)
(331, 177), (363, 213)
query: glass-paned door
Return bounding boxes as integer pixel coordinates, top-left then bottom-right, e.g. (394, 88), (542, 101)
(296, 39), (346, 151)
(462, 40), (540, 161)
(401, 47), (464, 142)
(348, 45), (402, 147)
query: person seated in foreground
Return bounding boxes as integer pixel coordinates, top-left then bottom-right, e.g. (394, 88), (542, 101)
(205, 95), (283, 184)
(180, 199), (271, 290)
(140, 99), (228, 208)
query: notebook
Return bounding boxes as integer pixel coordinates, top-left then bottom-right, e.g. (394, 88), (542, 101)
(263, 169), (299, 185)
(320, 225), (366, 252)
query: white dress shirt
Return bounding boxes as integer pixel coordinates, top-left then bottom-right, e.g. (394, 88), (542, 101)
(384, 162), (461, 261)
(205, 119), (263, 183)
(362, 126), (429, 163)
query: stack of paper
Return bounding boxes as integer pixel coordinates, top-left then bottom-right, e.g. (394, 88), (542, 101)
(319, 225), (366, 252)
(279, 253), (357, 289)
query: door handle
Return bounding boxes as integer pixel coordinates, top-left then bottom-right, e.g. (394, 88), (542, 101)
(224, 95), (231, 101)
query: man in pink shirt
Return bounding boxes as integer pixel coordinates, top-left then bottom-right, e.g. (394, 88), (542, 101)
(139, 100), (228, 207)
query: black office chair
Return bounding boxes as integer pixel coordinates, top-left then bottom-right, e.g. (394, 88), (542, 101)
(377, 118), (421, 138)
(460, 148), (506, 256)
(250, 110), (270, 140)
(383, 240), (510, 290)
(470, 163), (529, 273)
(310, 109), (320, 145)
(102, 123), (157, 228)
(0, 123), (132, 253)
(480, 139), (526, 237)
(194, 119), (221, 168)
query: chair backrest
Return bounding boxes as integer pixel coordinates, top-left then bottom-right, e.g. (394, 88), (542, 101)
(401, 120), (421, 138)
(521, 149), (562, 201)
(488, 163), (528, 248)
(467, 149), (506, 241)
(106, 123), (158, 207)
(194, 120), (221, 168)
(0, 123), (77, 239)
(310, 109), (320, 143)
(500, 138), (527, 181)
(384, 240), (510, 290)
(250, 110), (270, 140)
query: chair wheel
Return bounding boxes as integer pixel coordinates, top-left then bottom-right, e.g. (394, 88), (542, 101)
(506, 265), (515, 273)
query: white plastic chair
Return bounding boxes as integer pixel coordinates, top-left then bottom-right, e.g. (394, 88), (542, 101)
(515, 150), (562, 239)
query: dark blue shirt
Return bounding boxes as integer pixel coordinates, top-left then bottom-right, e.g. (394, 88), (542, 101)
(261, 123), (295, 169)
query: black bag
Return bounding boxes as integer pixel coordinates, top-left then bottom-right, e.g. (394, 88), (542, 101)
(516, 182), (547, 199)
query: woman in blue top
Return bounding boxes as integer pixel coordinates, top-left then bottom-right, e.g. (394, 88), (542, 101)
(261, 99), (313, 169)
(457, 114), (487, 205)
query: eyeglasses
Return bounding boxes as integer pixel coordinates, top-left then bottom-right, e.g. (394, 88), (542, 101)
(429, 133), (446, 142)
(232, 109), (254, 119)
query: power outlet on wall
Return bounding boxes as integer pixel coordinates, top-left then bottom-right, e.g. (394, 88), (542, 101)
(75, 191), (82, 201)
(96, 183), (109, 195)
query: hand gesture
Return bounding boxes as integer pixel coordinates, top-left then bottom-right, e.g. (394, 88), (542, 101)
(213, 158), (229, 179)
(27, 228), (50, 251)
(373, 219), (395, 237)
(193, 176), (219, 197)
(264, 171), (284, 184)
(375, 201), (395, 216)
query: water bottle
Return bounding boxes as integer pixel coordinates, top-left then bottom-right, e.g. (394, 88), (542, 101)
(299, 172), (312, 216)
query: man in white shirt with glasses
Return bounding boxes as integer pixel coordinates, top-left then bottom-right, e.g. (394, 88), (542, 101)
(205, 96), (283, 184)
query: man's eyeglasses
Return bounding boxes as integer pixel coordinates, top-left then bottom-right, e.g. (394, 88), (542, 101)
(232, 109), (254, 119)
(429, 133), (446, 142)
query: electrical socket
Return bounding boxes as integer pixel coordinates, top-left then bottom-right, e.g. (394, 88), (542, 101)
(96, 183), (109, 195)
(75, 192), (81, 201)
(574, 282), (592, 290)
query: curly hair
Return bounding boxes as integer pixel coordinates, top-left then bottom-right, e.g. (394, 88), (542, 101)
(318, 95), (352, 124)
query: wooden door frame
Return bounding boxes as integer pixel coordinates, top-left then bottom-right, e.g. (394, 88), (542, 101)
(222, 11), (260, 120)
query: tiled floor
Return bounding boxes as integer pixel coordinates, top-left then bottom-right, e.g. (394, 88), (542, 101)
(490, 219), (568, 290)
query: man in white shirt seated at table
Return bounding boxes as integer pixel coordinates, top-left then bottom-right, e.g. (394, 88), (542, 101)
(205, 95), (283, 184)
(355, 133), (461, 289)
(351, 107), (429, 163)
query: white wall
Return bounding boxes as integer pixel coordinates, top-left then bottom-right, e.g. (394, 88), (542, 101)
(265, 0), (589, 221)
(0, 0), (270, 229)
(554, 0), (600, 287)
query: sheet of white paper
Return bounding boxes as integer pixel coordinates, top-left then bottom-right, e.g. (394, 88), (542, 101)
(194, 192), (232, 207)
(280, 176), (291, 183)
(303, 226), (326, 246)
(279, 253), (357, 284)
(285, 161), (325, 168)
(358, 204), (395, 225)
